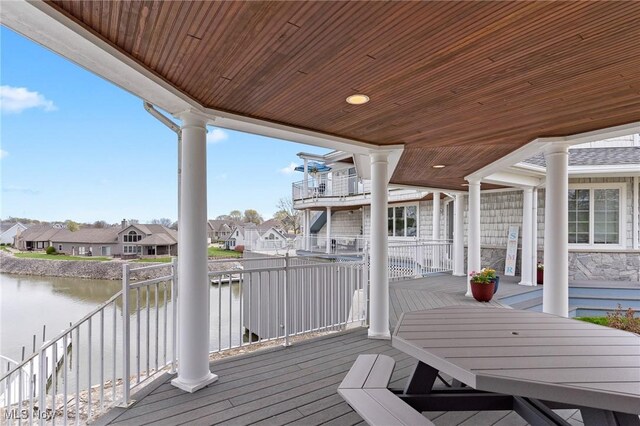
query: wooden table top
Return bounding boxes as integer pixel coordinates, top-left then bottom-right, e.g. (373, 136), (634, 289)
(392, 305), (640, 415)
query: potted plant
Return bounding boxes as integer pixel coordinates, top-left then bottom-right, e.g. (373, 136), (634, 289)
(469, 268), (496, 302)
(537, 263), (544, 285)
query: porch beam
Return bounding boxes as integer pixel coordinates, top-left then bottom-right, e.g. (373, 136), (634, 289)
(171, 111), (218, 393)
(369, 151), (391, 339)
(543, 144), (570, 317)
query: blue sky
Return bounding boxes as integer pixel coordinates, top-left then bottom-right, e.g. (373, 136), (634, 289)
(0, 27), (327, 224)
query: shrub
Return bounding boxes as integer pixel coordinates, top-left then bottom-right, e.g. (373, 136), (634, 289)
(46, 246), (57, 255)
(607, 305), (640, 334)
(234, 245), (244, 253)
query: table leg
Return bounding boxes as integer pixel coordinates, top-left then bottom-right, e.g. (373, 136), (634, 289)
(404, 361), (438, 394)
(581, 408), (640, 426)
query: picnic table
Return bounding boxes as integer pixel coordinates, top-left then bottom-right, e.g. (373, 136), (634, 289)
(391, 305), (640, 426)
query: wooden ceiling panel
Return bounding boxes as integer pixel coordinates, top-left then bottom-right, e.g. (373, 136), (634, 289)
(45, 1), (640, 189)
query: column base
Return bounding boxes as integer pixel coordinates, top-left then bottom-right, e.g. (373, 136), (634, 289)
(452, 272), (466, 277)
(368, 330), (391, 340)
(518, 280), (534, 286)
(171, 372), (218, 393)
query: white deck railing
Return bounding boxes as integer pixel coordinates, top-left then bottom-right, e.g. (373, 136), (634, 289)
(0, 261), (177, 425)
(0, 256), (366, 425)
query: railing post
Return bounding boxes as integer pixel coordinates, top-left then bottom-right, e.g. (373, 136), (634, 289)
(363, 244), (370, 326)
(282, 254), (291, 347)
(171, 257), (178, 374)
(119, 264), (133, 407)
(38, 345), (46, 426)
(414, 240), (419, 277)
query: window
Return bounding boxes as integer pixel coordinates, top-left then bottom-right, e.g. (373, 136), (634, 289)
(568, 185), (624, 246)
(58, 244), (63, 251)
(124, 230), (142, 243)
(123, 245), (142, 254)
(388, 205), (418, 237)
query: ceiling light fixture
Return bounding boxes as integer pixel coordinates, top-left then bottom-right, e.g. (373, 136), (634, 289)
(432, 164), (446, 169)
(346, 94), (370, 105)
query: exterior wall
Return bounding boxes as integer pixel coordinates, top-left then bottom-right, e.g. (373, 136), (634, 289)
(1, 224), (27, 245)
(314, 175), (639, 281)
(52, 241), (120, 256)
(316, 210), (363, 240)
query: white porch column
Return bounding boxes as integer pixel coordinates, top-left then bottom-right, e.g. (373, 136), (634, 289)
(432, 192), (441, 240)
(303, 158), (309, 197)
(531, 188), (539, 285)
(171, 112), (218, 393)
(453, 193), (465, 276)
(304, 209), (310, 251)
(466, 179), (481, 297)
(543, 144), (570, 317)
(325, 206), (332, 254)
(519, 187), (533, 286)
(369, 151), (390, 339)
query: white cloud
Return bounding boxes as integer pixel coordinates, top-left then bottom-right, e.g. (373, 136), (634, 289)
(0, 85), (57, 113)
(278, 162), (299, 175)
(0, 149), (7, 159)
(2, 185), (40, 195)
(206, 128), (228, 144)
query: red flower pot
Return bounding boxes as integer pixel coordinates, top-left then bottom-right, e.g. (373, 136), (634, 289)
(537, 269), (544, 285)
(470, 281), (495, 302)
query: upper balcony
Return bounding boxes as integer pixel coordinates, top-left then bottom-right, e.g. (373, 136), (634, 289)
(292, 173), (429, 209)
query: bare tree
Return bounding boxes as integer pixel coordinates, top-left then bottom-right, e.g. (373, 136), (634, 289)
(93, 220), (108, 228)
(274, 198), (301, 234)
(229, 210), (242, 221)
(150, 218), (173, 227)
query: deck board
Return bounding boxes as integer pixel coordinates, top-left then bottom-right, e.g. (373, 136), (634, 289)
(97, 274), (594, 426)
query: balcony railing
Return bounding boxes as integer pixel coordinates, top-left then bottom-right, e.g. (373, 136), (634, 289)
(292, 175), (370, 201)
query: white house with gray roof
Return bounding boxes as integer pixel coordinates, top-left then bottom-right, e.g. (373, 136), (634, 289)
(0, 222), (28, 245)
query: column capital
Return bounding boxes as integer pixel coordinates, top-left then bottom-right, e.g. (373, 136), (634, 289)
(520, 185), (534, 193)
(466, 177), (481, 186)
(369, 150), (390, 163)
(543, 143), (570, 156)
(177, 109), (209, 128)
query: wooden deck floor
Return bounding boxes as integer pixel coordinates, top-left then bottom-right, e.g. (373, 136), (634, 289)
(96, 275), (583, 426)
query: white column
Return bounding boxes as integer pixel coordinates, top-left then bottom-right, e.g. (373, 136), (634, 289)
(519, 187), (533, 286)
(543, 144), (570, 317)
(466, 179), (481, 297)
(432, 192), (441, 240)
(303, 209), (310, 251)
(171, 112), (218, 393)
(453, 193), (465, 276)
(303, 158), (309, 197)
(531, 188), (539, 286)
(325, 206), (332, 254)
(369, 151), (390, 339)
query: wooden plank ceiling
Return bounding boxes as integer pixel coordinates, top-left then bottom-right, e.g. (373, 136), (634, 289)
(46, 1), (640, 190)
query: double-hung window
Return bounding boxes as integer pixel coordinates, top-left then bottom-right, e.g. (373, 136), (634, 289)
(387, 205), (418, 237)
(568, 184), (625, 247)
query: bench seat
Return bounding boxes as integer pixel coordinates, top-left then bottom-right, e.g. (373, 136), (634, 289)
(338, 354), (434, 426)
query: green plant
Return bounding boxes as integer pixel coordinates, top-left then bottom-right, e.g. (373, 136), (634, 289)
(46, 246), (57, 255)
(469, 268), (496, 284)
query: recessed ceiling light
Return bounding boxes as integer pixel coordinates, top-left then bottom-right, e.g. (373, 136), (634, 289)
(432, 164), (446, 169)
(346, 94), (370, 105)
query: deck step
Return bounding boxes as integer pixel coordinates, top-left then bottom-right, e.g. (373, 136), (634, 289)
(510, 296), (543, 311)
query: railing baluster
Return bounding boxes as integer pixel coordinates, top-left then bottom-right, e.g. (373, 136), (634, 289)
(145, 286), (150, 380)
(121, 264), (131, 406)
(74, 327), (79, 426)
(87, 317), (92, 420)
(135, 287), (140, 384)
(162, 282), (167, 367)
(155, 283), (159, 373)
(217, 275), (222, 352)
(62, 333), (68, 425)
(29, 359), (33, 426)
(51, 340), (57, 426)
(99, 310), (104, 413)
(171, 258), (178, 374)
(112, 302), (116, 405)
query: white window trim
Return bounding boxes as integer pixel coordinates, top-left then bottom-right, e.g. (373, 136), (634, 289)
(388, 202), (419, 239)
(568, 182), (626, 249)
